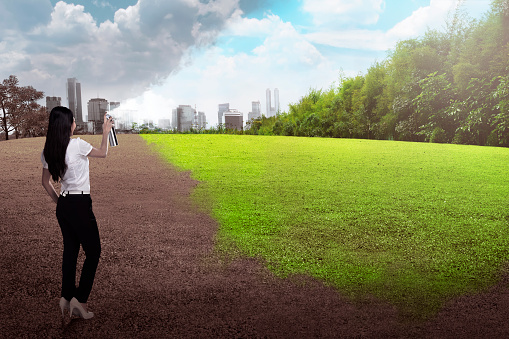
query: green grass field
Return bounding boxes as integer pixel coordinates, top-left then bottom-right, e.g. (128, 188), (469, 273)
(142, 134), (509, 317)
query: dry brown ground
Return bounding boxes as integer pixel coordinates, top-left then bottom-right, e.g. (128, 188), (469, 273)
(1, 134), (509, 338)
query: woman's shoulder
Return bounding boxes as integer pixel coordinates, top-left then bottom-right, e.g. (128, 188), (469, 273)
(69, 137), (93, 156)
(70, 137), (88, 145)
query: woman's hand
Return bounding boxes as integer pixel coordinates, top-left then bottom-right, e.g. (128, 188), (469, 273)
(88, 113), (114, 158)
(103, 113), (114, 135)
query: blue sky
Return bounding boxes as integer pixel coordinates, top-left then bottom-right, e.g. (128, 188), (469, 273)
(0, 0), (493, 127)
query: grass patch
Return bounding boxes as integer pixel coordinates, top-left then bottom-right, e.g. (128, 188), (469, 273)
(143, 134), (509, 318)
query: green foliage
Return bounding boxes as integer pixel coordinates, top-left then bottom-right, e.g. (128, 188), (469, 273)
(429, 127), (447, 143)
(144, 134), (509, 318)
(251, 2), (509, 147)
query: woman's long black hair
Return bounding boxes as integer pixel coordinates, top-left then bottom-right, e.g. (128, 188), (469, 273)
(43, 106), (74, 182)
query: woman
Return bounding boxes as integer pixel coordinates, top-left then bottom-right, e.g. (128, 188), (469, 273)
(41, 106), (113, 320)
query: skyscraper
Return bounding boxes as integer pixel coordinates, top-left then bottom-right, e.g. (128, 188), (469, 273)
(218, 103), (229, 126)
(67, 78), (83, 122)
(172, 108), (178, 129)
(87, 98), (109, 122)
(197, 112), (207, 129)
(248, 101), (261, 122)
(266, 89), (271, 117)
(87, 98), (108, 133)
(266, 88), (280, 117)
(176, 105), (195, 132)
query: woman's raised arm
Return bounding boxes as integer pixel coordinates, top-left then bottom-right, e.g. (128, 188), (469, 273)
(88, 113), (113, 158)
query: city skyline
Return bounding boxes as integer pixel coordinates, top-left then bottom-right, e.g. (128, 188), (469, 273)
(57, 76), (276, 128)
(1, 1), (493, 127)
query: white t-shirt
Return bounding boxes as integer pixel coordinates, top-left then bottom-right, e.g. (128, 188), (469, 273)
(41, 137), (94, 193)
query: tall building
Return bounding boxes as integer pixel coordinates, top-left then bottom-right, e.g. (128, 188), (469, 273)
(176, 105), (195, 132)
(67, 78), (83, 122)
(87, 98), (109, 121)
(172, 108), (178, 130)
(265, 88), (280, 117)
(197, 112), (207, 129)
(87, 98), (108, 133)
(218, 103), (229, 126)
(248, 101), (261, 122)
(46, 96), (61, 113)
(224, 109), (243, 130)
(265, 89), (271, 117)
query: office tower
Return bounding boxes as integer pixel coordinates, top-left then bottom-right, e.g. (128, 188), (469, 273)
(198, 112), (207, 129)
(252, 101), (261, 115)
(218, 103), (229, 125)
(67, 78), (83, 123)
(76, 82), (82, 121)
(248, 101), (261, 122)
(266, 89), (271, 117)
(87, 98), (109, 121)
(87, 98), (108, 133)
(266, 88), (280, 117)
(176, 105), (195, 132)
(46, 96), (61, 113)
(224, 109), (243, 130)
(172, 108), (178, 129)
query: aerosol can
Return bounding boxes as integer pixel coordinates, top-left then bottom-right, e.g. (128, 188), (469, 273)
(105, 114), (118, 147)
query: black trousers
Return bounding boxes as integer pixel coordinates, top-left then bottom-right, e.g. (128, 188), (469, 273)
(56, 194), (101, 303)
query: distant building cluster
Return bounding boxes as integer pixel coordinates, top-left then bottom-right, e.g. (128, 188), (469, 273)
(44, 78), (280, 133)
(170, 105), (207, 132)
(63, 78), (130, 133)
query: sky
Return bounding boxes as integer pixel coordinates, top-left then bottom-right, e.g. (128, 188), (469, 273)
(0, 0), (493, 127)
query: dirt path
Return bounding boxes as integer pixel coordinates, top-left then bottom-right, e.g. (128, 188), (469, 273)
(1, 134), (509, 338)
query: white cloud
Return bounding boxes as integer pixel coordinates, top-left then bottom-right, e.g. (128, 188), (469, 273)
(0, 0), (239, 108)
(119, 14), (339, 127)
(303, 0), (486, 51)
(224, 12), (280, 37)
(388, 0), (457, 38)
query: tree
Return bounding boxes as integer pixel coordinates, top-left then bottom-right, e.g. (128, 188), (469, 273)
(21, 106), (49, 138)
(413, 72), (458, 142)
(489, 74), (509, 146)
(0, 75), (44, 140)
